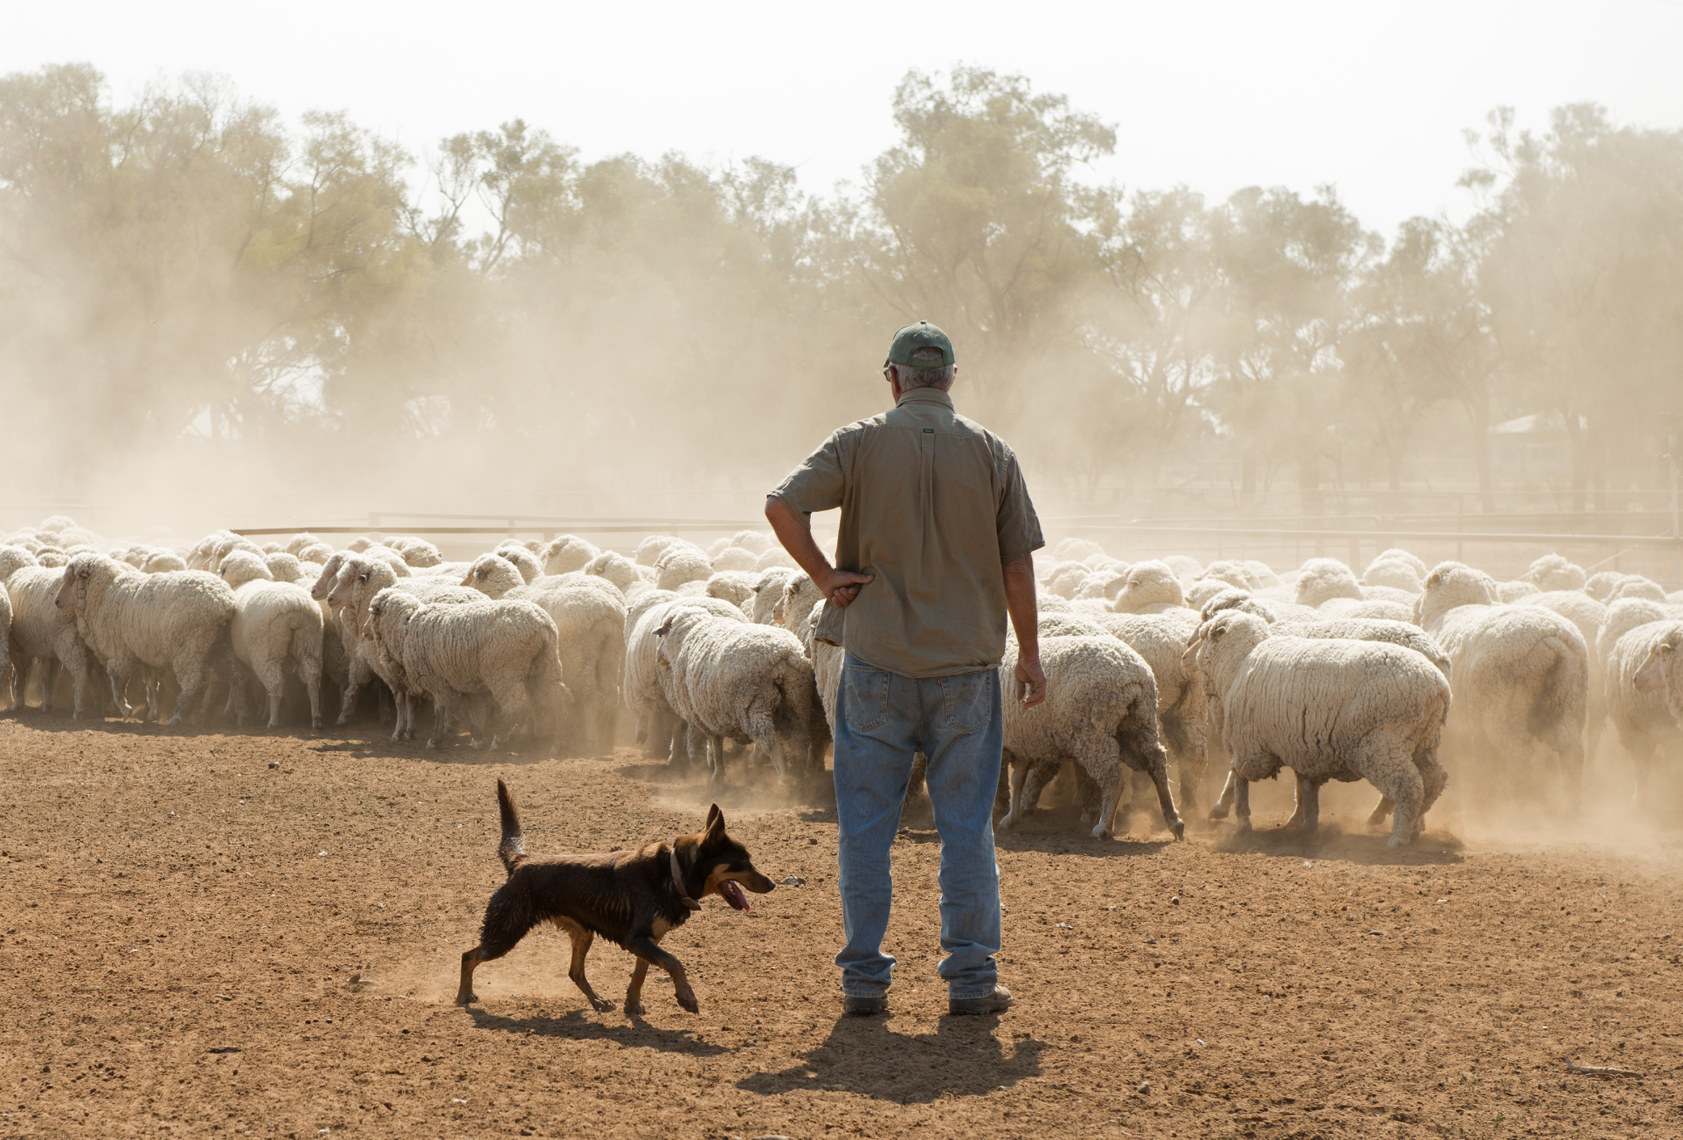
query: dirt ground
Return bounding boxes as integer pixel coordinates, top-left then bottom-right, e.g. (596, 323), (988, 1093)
(3, 714), (1680, 1140)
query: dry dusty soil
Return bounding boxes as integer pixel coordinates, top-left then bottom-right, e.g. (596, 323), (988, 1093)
(3, 714), (1681, 1139)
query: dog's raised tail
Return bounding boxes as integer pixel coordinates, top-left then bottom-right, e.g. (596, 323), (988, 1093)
(496, 778), (527, 874)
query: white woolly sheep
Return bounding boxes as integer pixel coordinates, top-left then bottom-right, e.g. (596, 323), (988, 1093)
(365, 589), (566, 752)
(1606, 618), (1683, 799)
(1362, 549), (1427, 593)
(264, 552), (306, 583)
(1315, 596), (1417, 623)
(1526, 554), (1587, 593)
(285, 533), (322, 557)
(1610, 576), (1667, 604)
(1294, 558), (1364, 608)
(2, 547), (96, 717)
(493, 542), (545, 583)
(772, 575), (823, 642)
(998, 635), (1184, 840)
(704, 570), (761, 613)
(1497, 580), (1542, 603)
(635, 535), (684, 567)
(751, 567), (799, 625)
(1044, 562), (1091, 600)
(1417, 563), (1589, 802)
(625, 593), (748, 764)
(583, 550), (643, 595)
(1194, 610), (1450, 846)
(656, 547), (714, 592)
(1163, 554), (1203, 584)
(541, 532), (602, 569)
(1110, 560), (1186, 614)
(1525, 590), (1611, 760)
(730, 530), (775, 556)
(329, 555), (483, 738)
(218, 550), (326, 729)
(1584, 571), (1623, 603)
(391, 537), (445, 568)
(1052, 537), (1106, 562)
(461, 555), (627, 751)
(654, 605), (826, 790)
(55, 554), (240, 725)
(707, 546), (756, 573)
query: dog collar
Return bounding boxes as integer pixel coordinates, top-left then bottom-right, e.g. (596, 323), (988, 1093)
(669, 841), (702, 912)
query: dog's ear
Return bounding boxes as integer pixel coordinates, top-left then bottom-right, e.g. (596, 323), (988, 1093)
(704, 803), (725, 838)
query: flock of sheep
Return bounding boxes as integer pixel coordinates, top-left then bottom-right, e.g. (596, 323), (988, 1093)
(4, 516), (1683, 847)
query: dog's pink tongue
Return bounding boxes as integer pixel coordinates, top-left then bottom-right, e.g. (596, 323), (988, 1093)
(721, 880), (749, 911)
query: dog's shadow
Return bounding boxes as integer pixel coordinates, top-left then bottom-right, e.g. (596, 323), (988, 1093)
(737, 1015), (1043, 1102)
(464, 1006), (730, 1056)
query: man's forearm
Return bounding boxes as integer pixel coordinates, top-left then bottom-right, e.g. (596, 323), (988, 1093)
(764, 495), (835, 583)
(1002, 554), (1039, 658)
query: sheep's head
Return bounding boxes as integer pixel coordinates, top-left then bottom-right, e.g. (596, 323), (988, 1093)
(311, 552), (347, 601)
(56, 553), (113, 612)
(218, 549), (273, 589)
(1419, 563), (1496, 624)
(1634, 627), (1683, 699)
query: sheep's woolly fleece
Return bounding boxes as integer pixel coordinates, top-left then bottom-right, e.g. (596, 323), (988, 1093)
(1194, 610), (1450, 846)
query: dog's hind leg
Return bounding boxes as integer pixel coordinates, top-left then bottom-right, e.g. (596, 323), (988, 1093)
(626, 934), (696, 1013)
(557, 919), (614, 1012)
(456, 891), (534, 1005)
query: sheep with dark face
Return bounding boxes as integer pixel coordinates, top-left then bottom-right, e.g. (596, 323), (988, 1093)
(55, 554), (240, 725)
(1193, 610), (1450, 846)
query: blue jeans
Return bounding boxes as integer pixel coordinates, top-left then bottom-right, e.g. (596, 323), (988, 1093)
(832, 654), (1003, 1000)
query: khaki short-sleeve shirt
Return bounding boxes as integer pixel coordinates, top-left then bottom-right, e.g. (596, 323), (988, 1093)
(770, 388), (1044, 678)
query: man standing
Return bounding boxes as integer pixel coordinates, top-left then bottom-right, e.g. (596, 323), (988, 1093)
(765, 320), (1047, 1017)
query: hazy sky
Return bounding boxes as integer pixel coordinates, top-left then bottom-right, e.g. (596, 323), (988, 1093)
(9, 0), (1683, 238)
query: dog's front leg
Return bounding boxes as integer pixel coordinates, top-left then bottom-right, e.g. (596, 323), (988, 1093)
(627, 934), (696, 1013)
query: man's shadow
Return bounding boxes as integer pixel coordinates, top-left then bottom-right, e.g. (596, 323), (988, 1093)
(737, 1014), (1043, 1103)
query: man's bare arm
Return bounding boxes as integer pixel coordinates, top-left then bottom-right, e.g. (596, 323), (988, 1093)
(1003, 553), (1046, 706)
(764, 495), (874, 608)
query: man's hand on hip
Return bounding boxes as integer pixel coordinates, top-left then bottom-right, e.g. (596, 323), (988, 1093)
(817, 567), (874, 608)
(1013, 655), (1047, 707)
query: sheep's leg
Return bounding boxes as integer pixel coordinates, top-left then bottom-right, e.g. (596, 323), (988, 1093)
(336, 669), (363, 726)
(168, 652), (212, 726)
(1134, 742), (1184, 840)
(66, 655), (90, 721)
(1367, 795), (1395, 827)
(300, 659), (323, 731)
(106, 665), (133, 719)
(709, 734), (727, 783)
(489, 676), (532, 751)
(1232, 775), (1252, 834)
(1210, 769), (1237, 820)
(390, 690), (409, 743)
(425, 692), (452, 749)
(1372, 748), (1426, 848)
(1019, 761), (1054, 814)
(1293, 777), (1322, 833)
(253, 659), (285, 730)
(998, 751), (1030, 830)
(1086, 762), (1122, 840)
(38, 659), (58, 714)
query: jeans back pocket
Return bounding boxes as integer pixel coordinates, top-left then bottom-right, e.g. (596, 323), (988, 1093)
(939, 670), (996, 736)
(841, 663), (891, 734)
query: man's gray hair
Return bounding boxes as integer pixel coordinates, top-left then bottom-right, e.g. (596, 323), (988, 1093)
(893, 345), (955, 391)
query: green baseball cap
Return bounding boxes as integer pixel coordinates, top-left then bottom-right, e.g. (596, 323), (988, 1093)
(884, 320), (956, 368)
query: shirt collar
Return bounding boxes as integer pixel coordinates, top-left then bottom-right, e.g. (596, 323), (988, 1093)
(896, 388), (954, 409)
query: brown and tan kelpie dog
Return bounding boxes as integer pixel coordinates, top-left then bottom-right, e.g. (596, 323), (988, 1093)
(456, 779), (775, 1015)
